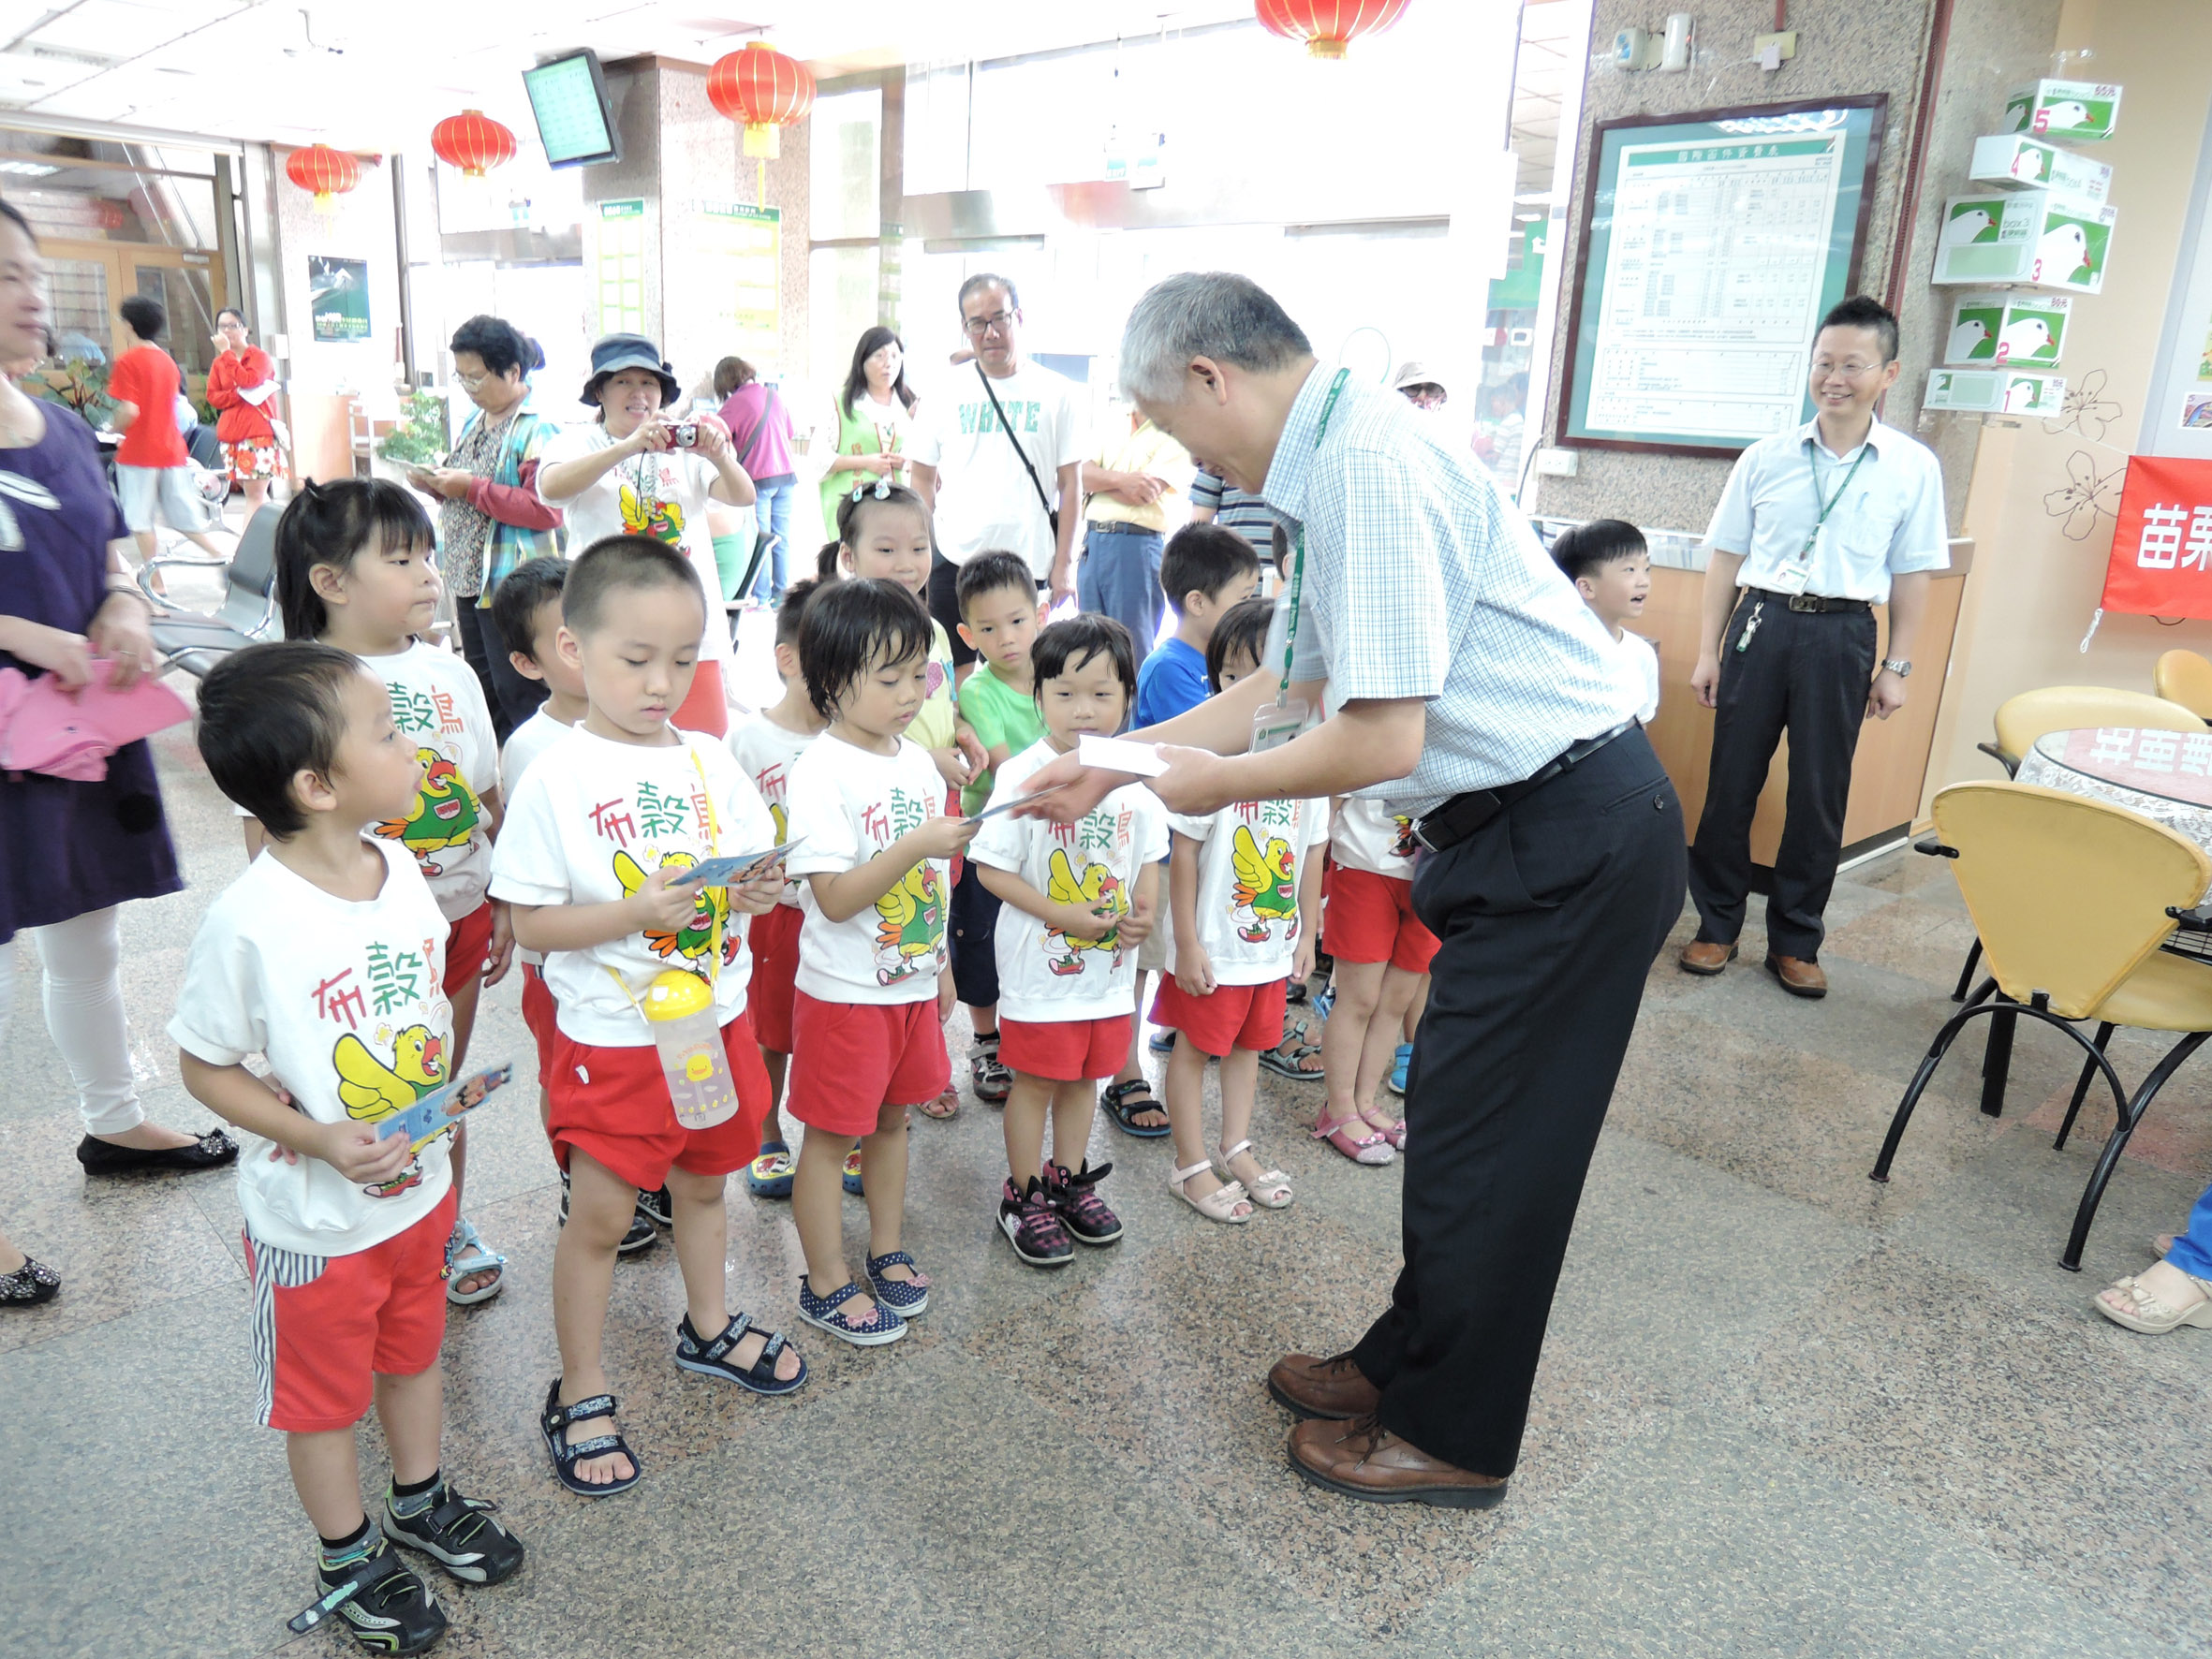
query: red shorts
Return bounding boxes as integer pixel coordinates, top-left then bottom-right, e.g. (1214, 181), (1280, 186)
(1150, 976), (1289, 1059)
(443, 901), (494, 995)
(672, 660), (728, 739)
(521, 963), (557, 1087)
(244, 1189), (456, 1432)
(1325, 866), (1439, 974)
(788, 991), (951, 1137)
(747, 904), (803, 1054)
(1000, 1014), (1133, 1083)
(545, 1009), (769, 1191)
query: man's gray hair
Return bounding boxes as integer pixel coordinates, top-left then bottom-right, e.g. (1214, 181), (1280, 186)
(1119, 272), (1313, 404)
(957, 272), (1020, 314)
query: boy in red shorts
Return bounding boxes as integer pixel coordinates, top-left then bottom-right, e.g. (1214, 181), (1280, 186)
(782, 579), (976, 1346)
(725, 576), (828, 1199)
(971, 614), (1166, 1266)
(173, 641), (524, 1654)
(1155, 597), (1327, 1225)
(491, 536), (807, 1500)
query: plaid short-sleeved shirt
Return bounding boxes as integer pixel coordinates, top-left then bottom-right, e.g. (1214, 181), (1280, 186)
(1262, 366), (1639, 815)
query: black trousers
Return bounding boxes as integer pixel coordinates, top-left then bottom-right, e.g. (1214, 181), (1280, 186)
(928, 553), (977, 668)
(453, 598), (548, 749)
(950, 853), (1002, 1009)
(1350, 728), (1685, 1476)
(1687, 595), (1878, 961)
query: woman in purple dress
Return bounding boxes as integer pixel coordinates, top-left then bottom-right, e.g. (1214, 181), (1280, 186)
(0, 199), (236, 1306)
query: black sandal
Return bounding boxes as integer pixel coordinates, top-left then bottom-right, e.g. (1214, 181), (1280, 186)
(74, 1128), (238, 1176)
(674, 1312), (807, 1396)
(539, 1377), (642, 1497)
(1102, 1078), (1171, 1138)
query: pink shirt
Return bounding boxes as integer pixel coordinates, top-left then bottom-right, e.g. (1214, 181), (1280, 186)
(717, 383), (795, 481)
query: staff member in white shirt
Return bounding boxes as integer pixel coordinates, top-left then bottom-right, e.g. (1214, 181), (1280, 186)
(907, 275), (1084, 669)
(1681, 297), (1948, 999)
(1022, 272), (1686, 1510)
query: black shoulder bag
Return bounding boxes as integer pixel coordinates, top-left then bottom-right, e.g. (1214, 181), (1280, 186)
(974, 362), (1057, 543)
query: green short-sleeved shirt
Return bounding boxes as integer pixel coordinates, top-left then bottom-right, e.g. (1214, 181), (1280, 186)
(958, 664), (1046, 815)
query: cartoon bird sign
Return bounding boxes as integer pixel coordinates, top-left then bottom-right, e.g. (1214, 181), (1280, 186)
(1043, 847), (1127, 975)
(1229, 822), (1300, 945)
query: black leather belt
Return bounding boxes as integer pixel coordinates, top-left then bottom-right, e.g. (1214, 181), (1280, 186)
(1411, 721), (1639, 856)
(1085, 520), (1150, 534)
(1747, 587), (1871, 614)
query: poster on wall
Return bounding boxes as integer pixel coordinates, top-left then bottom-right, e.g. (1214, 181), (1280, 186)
(591, 198), (647, 337)
(307, 256), (370, 343)
(1556, 96), (1887, 457)
(2140, 111), (2212, 460)
(694, 200), (779, 361)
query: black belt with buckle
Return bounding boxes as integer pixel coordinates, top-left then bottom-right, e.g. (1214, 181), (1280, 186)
(1748, 587), (1872, 614)
(1411, 721), (1639, 856)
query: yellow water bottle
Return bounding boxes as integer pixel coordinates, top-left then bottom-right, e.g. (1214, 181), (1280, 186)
(641, 969), (739, 1131)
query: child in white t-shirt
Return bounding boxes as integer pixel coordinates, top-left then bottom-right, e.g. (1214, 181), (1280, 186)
(268, 477), (512, 1305)
(493, 553), (661, 1257)
(725, 576), (830, 1199)
(491, 536), (804, 1501)
(172, 641), (523, 1652)
(1154, 600), (1327, 1225)
(782, 579), (977, 1347)
(1552, 519), (1659, 725)
(971, 615), (1166, 1268)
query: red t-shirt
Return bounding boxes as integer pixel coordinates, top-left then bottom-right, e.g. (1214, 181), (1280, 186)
(109, 343), (186, 468)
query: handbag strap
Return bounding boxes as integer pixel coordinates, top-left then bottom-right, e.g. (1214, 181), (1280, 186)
(974, 362), (1056, 528)
(732, 387), (776, 471)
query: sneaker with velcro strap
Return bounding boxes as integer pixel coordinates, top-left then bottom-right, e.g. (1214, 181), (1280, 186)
(288, 1529), (445, 1654)
(382, 1478), (526, 1586)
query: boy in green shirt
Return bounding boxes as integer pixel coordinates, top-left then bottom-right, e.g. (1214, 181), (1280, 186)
(950, 552), (1046, 1104)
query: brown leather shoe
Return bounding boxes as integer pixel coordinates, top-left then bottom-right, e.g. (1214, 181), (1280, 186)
(1679, 939), (1738, 976)
(1266, 1351), (1379, 1420)
(1765, 953), (1827, 998)
(1288, 1415), (1508, 1509)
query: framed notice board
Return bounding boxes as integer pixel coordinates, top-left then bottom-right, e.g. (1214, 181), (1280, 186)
(1556, 95), (1887, 457)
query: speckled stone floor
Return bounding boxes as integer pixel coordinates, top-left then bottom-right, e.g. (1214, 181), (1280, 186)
(5, 593), (2209, 1655)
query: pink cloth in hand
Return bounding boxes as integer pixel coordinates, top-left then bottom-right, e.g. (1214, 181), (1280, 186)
(0, 661), (192, 782)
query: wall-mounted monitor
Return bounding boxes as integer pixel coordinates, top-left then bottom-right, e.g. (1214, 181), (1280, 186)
(523, 51), (621, 169)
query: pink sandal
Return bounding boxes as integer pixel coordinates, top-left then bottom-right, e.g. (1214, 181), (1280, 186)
(1362, 1112), (1408, 1151)
(1312, 1110), (1394, 1167)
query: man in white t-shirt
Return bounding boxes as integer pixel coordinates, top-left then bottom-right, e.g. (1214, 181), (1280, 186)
(907, 274), (1084, 673)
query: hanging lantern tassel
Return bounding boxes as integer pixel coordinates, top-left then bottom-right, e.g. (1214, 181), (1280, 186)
(709, 41), (817, 168)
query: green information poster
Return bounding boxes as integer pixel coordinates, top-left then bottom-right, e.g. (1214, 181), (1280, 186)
(697, 200), (780, 360)
(307, 255), (370, 343)
(593, 198), (647, 336)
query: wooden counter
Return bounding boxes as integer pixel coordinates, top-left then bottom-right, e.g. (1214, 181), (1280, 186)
(1636, 563), (1968, 859)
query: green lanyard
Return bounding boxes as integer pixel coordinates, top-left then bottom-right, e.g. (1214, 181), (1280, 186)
(1798, 439), (1870, 562)
(1278, 367), (1350, 705)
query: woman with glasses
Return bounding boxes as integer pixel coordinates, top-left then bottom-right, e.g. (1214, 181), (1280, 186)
(819, 326), (917, 547)
(406, 315), (566, 741)
(206, 307), (278, 516)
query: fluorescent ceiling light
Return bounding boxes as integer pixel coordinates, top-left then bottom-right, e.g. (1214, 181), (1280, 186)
(0, 161), (60, 176)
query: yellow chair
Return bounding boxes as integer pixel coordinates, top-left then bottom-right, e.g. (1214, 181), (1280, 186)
(2153, 649), (2212, 722)
(1871, 781), (2212, 1270)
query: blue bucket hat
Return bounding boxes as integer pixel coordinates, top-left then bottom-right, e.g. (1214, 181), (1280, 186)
(582, 333), (680, 408)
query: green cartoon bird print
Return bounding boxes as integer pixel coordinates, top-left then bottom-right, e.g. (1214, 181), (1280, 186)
(375, 748), (481, 876)
(1230, 822), (1299, 944)
(873, 863), (946, 985)
(614, 849), (736, 975)
(619, 479), (686, 544)
(1045, 847), (1126, 975)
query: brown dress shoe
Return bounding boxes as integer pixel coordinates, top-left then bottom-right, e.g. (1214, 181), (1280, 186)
(1266, 1351), (1379, 1420)
(1288, 1415), (1508, 1509)
(1679, 939), (1738, 976)
(1764, 953), (1827, 998)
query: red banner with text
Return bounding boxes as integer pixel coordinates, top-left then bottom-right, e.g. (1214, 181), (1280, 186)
(2103, 455), (2212, 619)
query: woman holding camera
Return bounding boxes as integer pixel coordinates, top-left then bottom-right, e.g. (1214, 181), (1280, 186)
(536, 333), (756, 737)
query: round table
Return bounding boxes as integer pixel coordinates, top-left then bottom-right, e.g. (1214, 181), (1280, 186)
(2018, 724), (2212, 957)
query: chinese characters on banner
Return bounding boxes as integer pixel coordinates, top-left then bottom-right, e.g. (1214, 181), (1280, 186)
(2101, 454), (2212, 619)
(2060, 725), (2212, 808)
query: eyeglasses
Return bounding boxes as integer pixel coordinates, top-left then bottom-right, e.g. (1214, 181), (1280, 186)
(1810, 360), (1882, 379)
(454, 371), (491, 390)
(962, 311), (1015, 338)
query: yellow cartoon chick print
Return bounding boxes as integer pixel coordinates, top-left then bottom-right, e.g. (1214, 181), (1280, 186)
(1230, 822), (1300, 944)
(1044, 847), (1126, 975)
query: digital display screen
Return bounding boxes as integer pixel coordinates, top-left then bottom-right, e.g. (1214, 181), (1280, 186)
(523, 51), (620, 169)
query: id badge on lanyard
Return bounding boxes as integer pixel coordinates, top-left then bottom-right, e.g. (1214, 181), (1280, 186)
(1777, 442), (1869, 597)
(1261, 368), (1349, 753)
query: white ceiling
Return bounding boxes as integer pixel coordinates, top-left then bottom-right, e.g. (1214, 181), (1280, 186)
(0, 0), (1263, 149)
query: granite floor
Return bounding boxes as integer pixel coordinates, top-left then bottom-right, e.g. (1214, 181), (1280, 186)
(5, 592), (2209, 1655)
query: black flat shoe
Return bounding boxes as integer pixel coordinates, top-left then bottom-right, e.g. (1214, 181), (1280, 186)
(75, 1129), (239, 1176)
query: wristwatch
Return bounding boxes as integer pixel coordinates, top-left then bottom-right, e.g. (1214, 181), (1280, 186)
(1880, 658), (1912, 678)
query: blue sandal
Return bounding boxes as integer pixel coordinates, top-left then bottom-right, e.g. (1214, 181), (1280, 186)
(1387, 1042), (1413, 1096)
(675, 1311), (807, 1395)
(539, 1378), (641, 1498)
(796, 1276), (906, 1346)
(445, 1216), (507, 1305)
(745, 1140), (794, 1199)
(864, 1250), (930, 1317)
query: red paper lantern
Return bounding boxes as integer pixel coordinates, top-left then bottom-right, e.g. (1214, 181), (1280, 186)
(1256, 0), (1410, 58)
(707, 41), (817, 159)
(285, 143), (361, 207)
(431, 110), (516, 179)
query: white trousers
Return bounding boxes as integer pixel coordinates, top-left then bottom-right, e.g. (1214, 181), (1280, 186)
(0, 907), (146, 1137)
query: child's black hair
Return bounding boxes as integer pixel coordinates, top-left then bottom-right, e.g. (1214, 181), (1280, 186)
(562, 535), (704, 638)
(955, 549), (1036, 618)
(1205, 595), (1274, 693)
(274, 477), (437, 642)
(1032, 615), (1136, 714)
(195, 640), (361, 838)
(1160, 521), (1262, 618)
(799, 577), (932, 721)
(774, 575), (824, 651)
(1550, 519), (1648, 585)
(490, 554), (569, 660)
